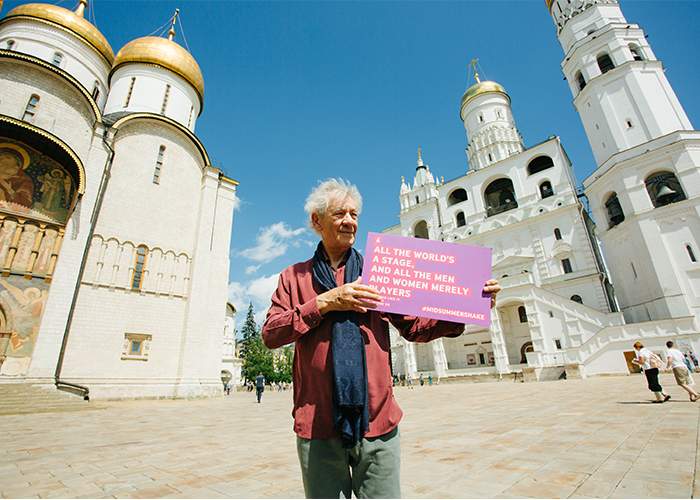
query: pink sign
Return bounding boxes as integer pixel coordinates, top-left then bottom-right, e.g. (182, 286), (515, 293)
(362, 232), (492, 327)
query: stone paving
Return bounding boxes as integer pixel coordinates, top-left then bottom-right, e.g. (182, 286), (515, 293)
(1, 374), (699, 498)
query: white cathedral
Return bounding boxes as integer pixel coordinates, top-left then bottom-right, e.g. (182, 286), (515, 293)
(0, 0), (240, 399)
(387, 0), (700, 382)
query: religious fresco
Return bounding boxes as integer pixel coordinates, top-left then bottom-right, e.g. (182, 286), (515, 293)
(0, 274), (50, 376)
(0, 138), (77, 225)
(0, 136), (77, 376)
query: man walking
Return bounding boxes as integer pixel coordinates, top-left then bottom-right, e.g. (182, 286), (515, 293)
(262, 179), (500, 498)
(666, 341), (699, 401)
(255, 372), (265, 404)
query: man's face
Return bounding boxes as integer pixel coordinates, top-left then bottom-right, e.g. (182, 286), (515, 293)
(313, 195), (359, 253)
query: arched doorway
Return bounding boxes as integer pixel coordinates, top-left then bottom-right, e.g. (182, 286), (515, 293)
(497, 301), (534, 366)
(520, 342), (534, 364)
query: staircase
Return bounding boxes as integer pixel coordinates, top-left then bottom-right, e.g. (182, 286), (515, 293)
(0, 384), (101, 416)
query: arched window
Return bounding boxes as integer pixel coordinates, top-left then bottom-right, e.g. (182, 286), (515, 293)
(124, 77), (136, 108)
(645, 171), (686, 208)
(570, 295), (583, 304)
(161, 84), (171, 114)
(5, 39), (15, 50)
(539, 181), (554, 199)
(518, 306), (528, 323)
(605, 193), (625, 228)
(153, 145), (165, 184)
(187, 105), (194, 128)
(575, 71), (586, 91)
(484, 178), (518, 217)
(554, 228), (562, 240)
(561, 258), (573, 274)
(597, 53), (615, 74)
(131, 245), (148, 291)
(448, 188), (468, 206)
(413, 220), (429, 239)
(91, 81), (100, 101)
(527, 156), (554, 175)
(52, 52), (63, 66)
(22, 94), (40, 121)
(455, 211), (466, 227)
(687, 245), (698, 263)
(629, 44), (644, 61)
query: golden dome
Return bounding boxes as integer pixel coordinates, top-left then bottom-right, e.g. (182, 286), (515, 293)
(3, 3), (114, 63)
(460, 80), (509, 110)
(545, 0), (555, 11)
(112, 36), (204, 102)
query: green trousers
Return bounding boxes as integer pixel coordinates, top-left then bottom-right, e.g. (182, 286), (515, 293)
(296, 427), (401, 499)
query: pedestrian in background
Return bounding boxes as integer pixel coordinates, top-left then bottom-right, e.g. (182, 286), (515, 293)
(255, 372), (265, 403)
(666, 341), (698, 402)
(632, 341), (670, 403)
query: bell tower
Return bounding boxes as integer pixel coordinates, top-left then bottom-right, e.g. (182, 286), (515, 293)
(548, 0), (692, 167)
(547, 0), (700, 324)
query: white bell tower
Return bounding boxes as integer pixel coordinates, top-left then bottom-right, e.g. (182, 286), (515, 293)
(548, 0), (700, 324)
(549, 0), (692, 167)
(459, 60), (523, 171)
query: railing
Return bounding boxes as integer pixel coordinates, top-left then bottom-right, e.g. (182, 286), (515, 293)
(499, 273), (534, 289)
(486, 201), (518, 218)
(564, 316), (699, 365)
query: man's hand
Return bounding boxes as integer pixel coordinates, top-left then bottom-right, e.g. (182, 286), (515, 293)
(317, 277), (382, 315)
(483, 279), (501, 309)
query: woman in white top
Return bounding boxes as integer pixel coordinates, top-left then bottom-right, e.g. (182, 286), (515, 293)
(632, 341), (670, 403)
(666, 341), (698, 402)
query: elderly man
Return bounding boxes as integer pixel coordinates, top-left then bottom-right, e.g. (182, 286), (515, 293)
(262, 178), (500, 499)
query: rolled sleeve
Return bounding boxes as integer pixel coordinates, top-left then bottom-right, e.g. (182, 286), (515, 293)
(262, 269), (322, 349)
(387, 314), (464, 343)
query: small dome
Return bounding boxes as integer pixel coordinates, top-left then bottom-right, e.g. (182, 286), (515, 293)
(112, 36), (204, 102)
(3, 3), (114, 63)
(460, 80), (509, 110)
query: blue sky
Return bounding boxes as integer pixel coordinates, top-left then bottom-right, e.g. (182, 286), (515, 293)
(4, 0), (699, 325)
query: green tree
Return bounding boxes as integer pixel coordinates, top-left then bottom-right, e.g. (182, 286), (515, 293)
(242, 334), (274, 384)
(272, 346), (294, 383)
(238, 302), (258, 361)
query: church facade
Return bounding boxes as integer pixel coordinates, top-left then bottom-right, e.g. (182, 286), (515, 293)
(388, 0), (700, 381)
(0, 1), (238, 399)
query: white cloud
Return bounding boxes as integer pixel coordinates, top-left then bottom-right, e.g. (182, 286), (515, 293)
(245, 265), (261, 275)
(239, 222), (308, 264)
(228, 273), (281, 329)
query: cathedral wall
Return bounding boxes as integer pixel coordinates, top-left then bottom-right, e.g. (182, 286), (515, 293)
(0, 19), (111, 105)
(97, 120), (204, 255)
(59, 285), (188, 396)
(0, 59), (96, 159)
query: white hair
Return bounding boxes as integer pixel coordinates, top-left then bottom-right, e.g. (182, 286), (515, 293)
(304, 178), (363, 233)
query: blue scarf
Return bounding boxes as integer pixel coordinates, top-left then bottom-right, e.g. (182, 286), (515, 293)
(312, 242), (369, 448)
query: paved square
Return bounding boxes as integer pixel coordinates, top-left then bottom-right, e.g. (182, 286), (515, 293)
(1, 374), (698, 498)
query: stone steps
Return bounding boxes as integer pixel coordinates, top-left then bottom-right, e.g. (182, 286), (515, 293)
(0, 383), (102, 415)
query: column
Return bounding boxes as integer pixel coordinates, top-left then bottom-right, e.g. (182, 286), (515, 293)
(490, 309), (510, 374)
(432, 338), (449, 377)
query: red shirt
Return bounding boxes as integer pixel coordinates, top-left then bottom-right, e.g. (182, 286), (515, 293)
(262, 257), (464, 440)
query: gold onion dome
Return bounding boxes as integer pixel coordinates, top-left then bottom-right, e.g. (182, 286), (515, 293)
(460, 80), (509, 110)
(3, 2), (114, 63)
(112, 36), (204, 102)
